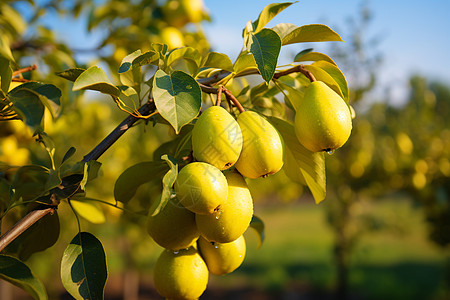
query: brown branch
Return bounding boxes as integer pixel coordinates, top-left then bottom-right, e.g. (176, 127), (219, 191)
(12, 65), (37, 77)
(273, 64), (316, 82)
(215, 86), (223, 106)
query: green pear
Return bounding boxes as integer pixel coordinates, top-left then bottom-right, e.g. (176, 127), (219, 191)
(196, 172), (253, 243)
(174, 162), (228, 214)
(192, 106), (243, 170)
(234, 111), (284, 178)
(294, 81), (352, 152)
(198, 235), (246, 275)
(147, 198), (199, 250)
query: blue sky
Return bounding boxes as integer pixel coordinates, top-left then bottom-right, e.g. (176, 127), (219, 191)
(17, 0), (450, 104)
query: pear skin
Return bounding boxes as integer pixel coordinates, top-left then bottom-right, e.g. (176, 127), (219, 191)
(294, 81), (352, 152)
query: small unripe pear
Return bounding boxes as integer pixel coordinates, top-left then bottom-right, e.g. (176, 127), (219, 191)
(294, 81), (352, 152)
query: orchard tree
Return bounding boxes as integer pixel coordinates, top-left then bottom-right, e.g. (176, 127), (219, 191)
(0, 1), (355, 299)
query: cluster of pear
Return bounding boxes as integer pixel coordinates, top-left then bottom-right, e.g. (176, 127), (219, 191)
(147, 105), (284, 299)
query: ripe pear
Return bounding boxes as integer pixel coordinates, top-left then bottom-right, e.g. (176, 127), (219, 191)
(294, 81), (352, 152)
(174, 162), (228, 215)
(162, 0), (203, 28)
(153, 247), (208, 300)
(192, 106), (243, 170)
(234, 111), (284, 178)
(146, 198), (200, 250)
(196, 172), (253, 243)
(198, 235), (246, 275)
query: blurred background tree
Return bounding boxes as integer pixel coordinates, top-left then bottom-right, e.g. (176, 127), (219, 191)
(1, 0), (449, 299)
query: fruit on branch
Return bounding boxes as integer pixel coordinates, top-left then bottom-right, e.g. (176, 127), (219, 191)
(162, 0), (204, 28)
(195, 171), (253, 243)
(174, 162), (228, 214)
(294, 81), (352, 152)
(153, 247), (208, 300)
(160, 26), (184, 49)
(146, 198), (200, 250)
(198, 235), (246, 275)
(192, 106), (243, 170)
(235, 111), (284, 178)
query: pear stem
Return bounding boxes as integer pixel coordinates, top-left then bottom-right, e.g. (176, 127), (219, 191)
(215, 86), (223, 106)
(223, 88), (245, 113)
(199, 83), (245, 113)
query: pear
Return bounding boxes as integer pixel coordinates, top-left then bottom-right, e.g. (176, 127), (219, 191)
(234, 111), (284, 178)
(196, 171), (253, 243)
(198, 235), (246, 275)
(146, 198), (200, 250)
(174, 162), (228, 215)
(192, 106), (243, 170)
(153, 247), (208, 300)
(294, 81), (352, 152)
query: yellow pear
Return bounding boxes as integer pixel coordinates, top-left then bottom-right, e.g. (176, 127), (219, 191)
(196, 172), (253, 243)
(153, 247), (208, 300)
(160, 26), (184, 49)
(294, 81), (352, 152)
(162, 0), (203, 28)
(192, 106), (243, 170)
(174, 162), (228, 214)
(146, 198), (199, 250)
(234, 111), (284, 178)
(198, 235), (246, 275)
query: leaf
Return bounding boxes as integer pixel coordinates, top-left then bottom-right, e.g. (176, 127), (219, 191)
(70, 197), (106, 224)
(252, 2), (295, 33)
(268, 117), (326, 203)
(11, 165), (52, 202)
(294, 51), (337, 66)
(0, 35), (15, 62)
(312, 60), (349, 102)
(148, 155), (178, 216)
(118, 50), (143, 73)
(132, 51), (159, 69)
(13, 82), (62, 118)
(250, 215), (265, 248)
(302, 64), (344, 99)
(166, 47), (202, 73)
(0, 254), (48, 300)
(292, 48), (313, 61)
(7, 88), (45, 133)
(117, 86), (139, 110)
(114, 161), (169, 204)
(272, 23), (343, 45)
(5, 209), (60, 261)
(249, 29), (281, 83)
(152, 70), (202, 134)
(61, 232), (107, 300)
(80, 160), (102, 190)
(201, 52), (234, 72)
(274, 80), (306, 111)
(72, 66), (120, 97)
(233, 52), (258, 76)
(55, 68), (86, 82)
(62, 147), (77, 164)
(0, 56), (12, 93)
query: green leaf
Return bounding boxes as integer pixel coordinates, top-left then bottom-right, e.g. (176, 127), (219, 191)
(274, 80), (306, 111)
(249, 29), (282, 83)
(294, 51), (337, 66)
(0, 56), (12, 93)
(148, 155), (178, 216)
(312, 61), (349, 102)
(268, 117), (326, 203)
(61, 232), (107, 300)
(252, 2), (295, 33)
(80, 160), (102, 190)
(118, 50), (142, 73)
(11, 165), (52, 202)
(166, 47), (202, 73)
(201, 52), (234, 72)
(233, 52), (258, 76)
(132, 51), (159, 69)
(0, 255), (48, 300)
(70, 197), (106, 224)
(114, 161), (169, 204)
(55, 68), (86, 82)
(272, 23), (343, 45)
(0, 35), (15, 62)
(152, 70), (202, 134)
(72, 66), (120, 97)
(250, 215), (265, 248)
(7, 88), (45, 133)
(13, 82), (62, 119)
(62, 147), (77, 164)
(5, 209), (60, 261)
(302, 64), (344, 99)
(292, 48), (313, 60)
(117, 86), (139, 110)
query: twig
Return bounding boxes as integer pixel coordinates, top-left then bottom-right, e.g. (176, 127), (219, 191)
(273, 64), (316, 82)
(216, 86), (223, 106)
(12, 65), (37, 77)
